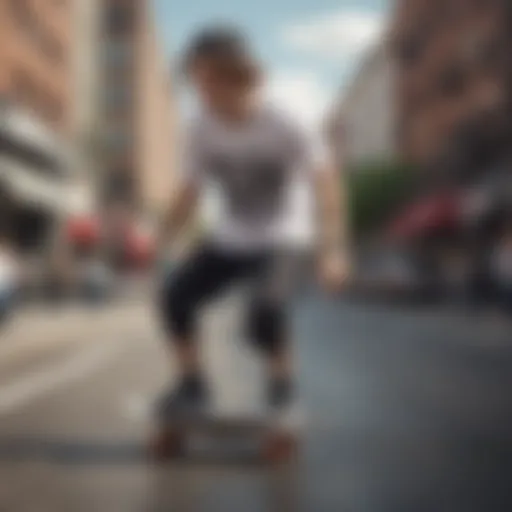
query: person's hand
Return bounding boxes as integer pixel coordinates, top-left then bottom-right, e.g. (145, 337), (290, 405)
(317, 249), (350, 294)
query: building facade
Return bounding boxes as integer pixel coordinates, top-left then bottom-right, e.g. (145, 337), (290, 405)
(0, 0), (75, 253)
(387, 1), (512, 300)
(70, 0), (102, 214)
(328, 42), (396, 168)
(0, 0), (71, 132)
(391, 0), (512, 182)
(98, 0), (175, 219)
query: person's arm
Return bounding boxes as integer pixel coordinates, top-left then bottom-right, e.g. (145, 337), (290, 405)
(157, 179), (199, 253)
(286, 118), (349, 291)
(156, 121), (204, 256)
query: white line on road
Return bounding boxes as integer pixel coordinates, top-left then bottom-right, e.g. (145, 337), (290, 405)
(0, 337), (127, 414)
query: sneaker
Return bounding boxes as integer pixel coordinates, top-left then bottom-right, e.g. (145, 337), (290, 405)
(155, 374), (208, 420)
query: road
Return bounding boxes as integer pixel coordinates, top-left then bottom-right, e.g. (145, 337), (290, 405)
(0, 294), (511, 511)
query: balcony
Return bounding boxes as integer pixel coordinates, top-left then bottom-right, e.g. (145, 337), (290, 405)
(0, 100), (69, 176)
(104, 3), (134, 36)
(104, 39), (133, 70)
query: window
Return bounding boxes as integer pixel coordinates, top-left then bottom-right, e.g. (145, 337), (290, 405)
(437, 63), (466, 97)
(12, 70), (63, 125)
(394, 35), (425, 67)
(105, 84), (132, 112)
(9, 0), (64, 65)
(104, 39), (132, 67)
(105, 126), (131, 153)
(105, 3), (133, 35)
(9, 0), (34, 34)
(13, 70), (37, 110)
(105, 170), (135, 203)
(467, 36), (506, 71)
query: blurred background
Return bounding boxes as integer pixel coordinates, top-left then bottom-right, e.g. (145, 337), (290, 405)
(0, 1), (511, 510)
(1, 0), (512, 317)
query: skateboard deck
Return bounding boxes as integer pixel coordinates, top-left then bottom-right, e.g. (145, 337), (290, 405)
(149, 293), (303, 465)
(149, 408), (302, 465)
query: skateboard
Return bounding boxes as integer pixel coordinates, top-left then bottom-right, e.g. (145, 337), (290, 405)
(148, 409), (301, 465)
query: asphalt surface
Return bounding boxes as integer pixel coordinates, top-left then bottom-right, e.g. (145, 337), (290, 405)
(0, 295), (511, 511)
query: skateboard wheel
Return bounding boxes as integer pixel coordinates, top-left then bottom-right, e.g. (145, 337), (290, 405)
(149, 429), (185, 461)
(263, 433), (298, 464)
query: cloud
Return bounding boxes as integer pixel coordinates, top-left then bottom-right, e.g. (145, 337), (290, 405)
(281, 10), (385, 61)
(264, 70), (330, 128)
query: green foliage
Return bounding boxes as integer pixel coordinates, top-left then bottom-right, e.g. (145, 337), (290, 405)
(346, 160), (416, 236)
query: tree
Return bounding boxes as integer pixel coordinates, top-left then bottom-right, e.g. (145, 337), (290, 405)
(346, 160), (416, 237)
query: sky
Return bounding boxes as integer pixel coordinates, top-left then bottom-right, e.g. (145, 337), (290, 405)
(154, 0), (390, 127)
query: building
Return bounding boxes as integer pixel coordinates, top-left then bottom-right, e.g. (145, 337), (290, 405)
(387, 1), (512, 300)
(328, 41), (397, 168)
(0, 0), (71, 132)
(65, 0), (175, 268)
(391, 0), (511, 182)
(70, 0), (103, 215)
(389, 0), (512, 240)
(0, 0), (76, 253)
(98, 0), (176, 219)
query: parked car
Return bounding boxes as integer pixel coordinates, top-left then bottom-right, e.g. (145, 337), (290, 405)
(351, 247), (442, 304)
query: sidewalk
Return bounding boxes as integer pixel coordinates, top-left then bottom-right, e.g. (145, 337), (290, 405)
(0, 299), (156, 368)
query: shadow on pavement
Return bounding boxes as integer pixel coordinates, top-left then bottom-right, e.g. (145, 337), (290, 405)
(0, 437), (284, 469)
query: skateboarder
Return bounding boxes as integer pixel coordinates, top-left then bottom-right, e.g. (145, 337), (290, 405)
(155, 25), (349, 420)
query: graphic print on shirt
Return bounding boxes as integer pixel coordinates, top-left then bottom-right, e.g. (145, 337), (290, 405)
(207, 150), (289, 224)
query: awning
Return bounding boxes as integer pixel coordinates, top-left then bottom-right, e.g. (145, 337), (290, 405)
(387, 192), (462, 240)
(0, 101), (64, 158)
(0, 156), (71, 213)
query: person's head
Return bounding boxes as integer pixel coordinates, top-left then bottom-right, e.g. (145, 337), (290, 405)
(182, 25), (262, 119)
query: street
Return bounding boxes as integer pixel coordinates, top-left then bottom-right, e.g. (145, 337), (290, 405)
(0, 294), (511, 511)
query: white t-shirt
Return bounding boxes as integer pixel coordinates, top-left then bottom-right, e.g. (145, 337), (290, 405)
(182, 105), (329, 251)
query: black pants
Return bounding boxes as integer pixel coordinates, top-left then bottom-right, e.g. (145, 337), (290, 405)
(159, 243), (309, 354)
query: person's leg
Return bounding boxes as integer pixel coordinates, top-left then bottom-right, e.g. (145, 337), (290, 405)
(246, 249), (310, 409)
(158, 244), (252, 414)
(247, 295), (293, 406)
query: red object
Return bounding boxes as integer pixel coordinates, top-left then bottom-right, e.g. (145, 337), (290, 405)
(387, 192), (462, 240)
(124, 228), (155, 267)
(67, 216), (101, 246)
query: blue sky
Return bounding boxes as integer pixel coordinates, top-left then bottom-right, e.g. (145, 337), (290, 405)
(154, 0), (389, 125)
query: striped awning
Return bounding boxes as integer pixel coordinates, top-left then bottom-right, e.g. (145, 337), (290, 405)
(0, 156), (74, 213)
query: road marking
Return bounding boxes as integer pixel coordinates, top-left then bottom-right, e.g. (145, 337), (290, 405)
(0, 338), (126, 414)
